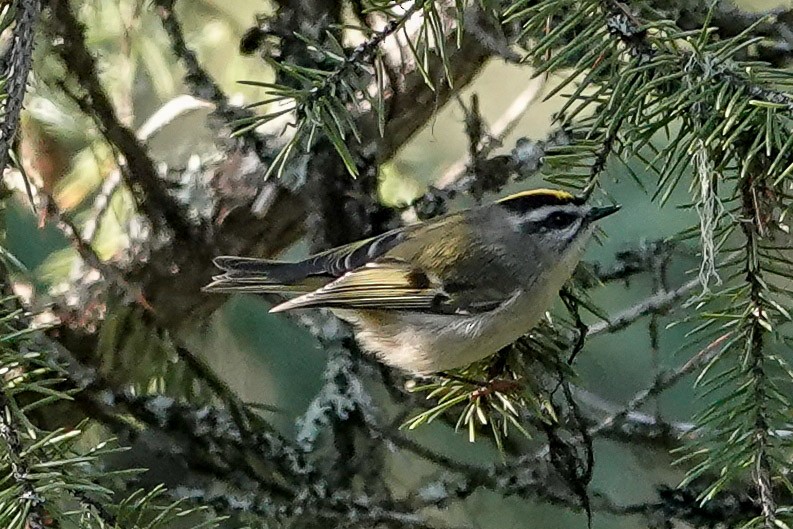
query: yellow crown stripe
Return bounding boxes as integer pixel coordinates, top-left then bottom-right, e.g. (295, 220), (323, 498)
(496, 188), (575, 203)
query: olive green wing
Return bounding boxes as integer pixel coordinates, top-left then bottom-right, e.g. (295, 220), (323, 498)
(268, 260), (438, 312)
(301, 212), (468, 278)
(269, 259), (511, 314)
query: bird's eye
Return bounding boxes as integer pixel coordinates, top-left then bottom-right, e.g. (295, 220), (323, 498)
(544, 211), (577, 230)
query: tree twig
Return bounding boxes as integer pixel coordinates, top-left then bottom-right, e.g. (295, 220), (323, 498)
(436, 74), (548, 190)
(0, 0), (40, 177)
(47, 0), (197, 240)
(152, 0), (267, 153)
(82, 94), (213, 243)
(589, 331), (732, 438)
(588, 278), (698, 336)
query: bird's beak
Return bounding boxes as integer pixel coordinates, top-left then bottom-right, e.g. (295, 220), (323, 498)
(587, 204), (621, 222)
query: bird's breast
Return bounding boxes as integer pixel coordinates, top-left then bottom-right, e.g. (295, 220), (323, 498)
(333, 289), (546, 374)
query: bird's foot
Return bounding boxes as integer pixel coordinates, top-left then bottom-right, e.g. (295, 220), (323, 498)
(436, 371), (522, 398)
(470, 378), (523, 399)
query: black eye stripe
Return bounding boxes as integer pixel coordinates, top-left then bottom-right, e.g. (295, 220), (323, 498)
(541, 211), (578, 229)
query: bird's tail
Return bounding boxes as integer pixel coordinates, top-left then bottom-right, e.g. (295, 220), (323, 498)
(202, 256), (328, 294)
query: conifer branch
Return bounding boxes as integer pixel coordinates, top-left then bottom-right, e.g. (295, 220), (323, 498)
(0, 393), (47, 529)
(0, 0), (40, 178)
(152, 0), (275, 160)
(435, 75), (548, 191)
(739, 173), (776, 527)
(47, 0), (198, 240)
(589, 332), (730, 438)
(587, 278), (698, 336)
(39, 189), (149, 305)
(154, 0), (251, 124)
(236, 0), (425, 177)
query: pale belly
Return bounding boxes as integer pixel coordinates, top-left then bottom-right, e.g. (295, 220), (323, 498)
(334, 287), (554, 375)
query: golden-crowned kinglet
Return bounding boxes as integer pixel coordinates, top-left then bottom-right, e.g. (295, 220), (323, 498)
(204, 189), (620, 374)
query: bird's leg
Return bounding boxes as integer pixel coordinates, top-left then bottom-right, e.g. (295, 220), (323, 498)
(437, 347), (523, 399)
(486, 347), (510, 379)
(472, 347), (523, 399)
(436, 371), (521, 399)
(470, 378), (523, 399)
(436, 372), (484, 387)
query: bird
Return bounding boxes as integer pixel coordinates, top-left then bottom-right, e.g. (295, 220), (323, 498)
(203, 188), (620, 375)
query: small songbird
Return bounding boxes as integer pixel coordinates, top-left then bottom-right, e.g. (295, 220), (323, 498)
(204, 189), (620, 375)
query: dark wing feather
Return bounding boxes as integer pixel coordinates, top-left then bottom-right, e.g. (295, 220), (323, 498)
(204, 227), (409, 294)
(203, 228), (409, 293)
(270, 260), (514, 315)
(269, 260), (441, 312)
(203, 257), (329, 293)
(301, 227), (407, 277)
